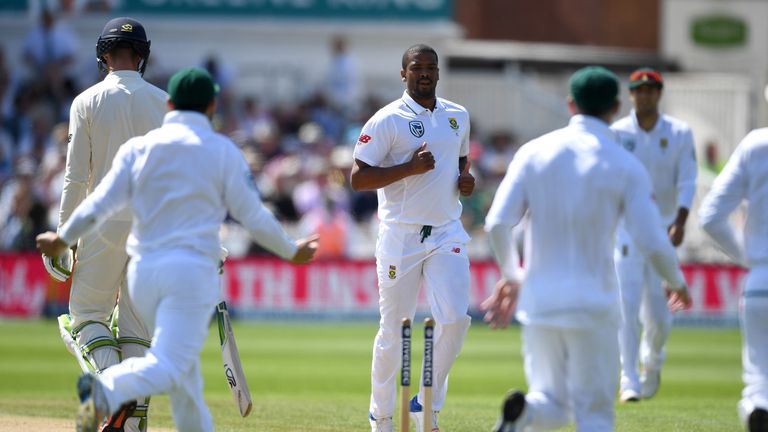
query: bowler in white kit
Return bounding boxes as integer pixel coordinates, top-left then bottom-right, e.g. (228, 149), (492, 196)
(482, 66), (691, 432)
(351, 44), (475, 432)
(37, 67), (318, 432)
(611, 68), (697, 402)
(699, 127), (768, 432)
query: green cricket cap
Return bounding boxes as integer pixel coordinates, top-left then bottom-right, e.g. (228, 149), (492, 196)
(569, 66), (620, 114)
(167, 67), (219, 110)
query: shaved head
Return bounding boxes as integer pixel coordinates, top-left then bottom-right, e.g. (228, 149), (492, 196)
(402, 44), (438, 70)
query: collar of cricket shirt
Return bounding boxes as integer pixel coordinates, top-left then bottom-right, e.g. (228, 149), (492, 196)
(105, 70), (142, 82)
(163, 110), (212, 130)
(570, 114), (615, 141)
(401, 90), (446, 116)
(630, 109), (662, 134)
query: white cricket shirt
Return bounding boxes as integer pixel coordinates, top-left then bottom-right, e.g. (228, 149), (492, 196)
(58, 70), (168, 229)
(611, 111), (697, 225)
(353, 91), (470, 226)
(486, 115), (686, 328)
(59, 111), (297, 263)
(699, 128), (768, 271)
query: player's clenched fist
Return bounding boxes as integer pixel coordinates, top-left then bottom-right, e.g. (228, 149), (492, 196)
(409, 142), (435, 174)
(457, 159), (475, 196)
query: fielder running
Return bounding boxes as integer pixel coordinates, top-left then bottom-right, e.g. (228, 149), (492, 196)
(47, 17), (167, 431)
(37, 67), (318, 432)
(611, 68), (697, 402)
(350, 44), (475, 432)
(482, 66), (691, 432)
(699, 128), (768, 432)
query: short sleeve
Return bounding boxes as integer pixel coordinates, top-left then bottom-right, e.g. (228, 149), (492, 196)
(353, 113), (393, 167)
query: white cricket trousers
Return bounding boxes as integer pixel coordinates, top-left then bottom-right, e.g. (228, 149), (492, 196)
(70, 221), (151, 361)
(98, 249), (220, 432)
(369, 220), (472, 418)
(614, 239), (670, 392)
(518, 324), (619, 432)
(738, 266), (768, 426)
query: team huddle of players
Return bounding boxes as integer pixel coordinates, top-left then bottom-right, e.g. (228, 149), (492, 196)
(35, 15), (766, 432)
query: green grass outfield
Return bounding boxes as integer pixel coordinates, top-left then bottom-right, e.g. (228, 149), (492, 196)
(0, 319), (744, 431)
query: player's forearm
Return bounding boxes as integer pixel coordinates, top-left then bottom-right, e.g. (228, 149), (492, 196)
(57, 180), (87, 232)
(486, 224), (523, 283)
(58, 198), (104, 246)
(700, 218), (746, 265)
(350, 162), (416, 191)
(647, 249), (687, 291)
(240, 205), (298, 260)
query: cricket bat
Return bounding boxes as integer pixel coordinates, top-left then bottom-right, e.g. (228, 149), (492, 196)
(216, 301), (253, 417)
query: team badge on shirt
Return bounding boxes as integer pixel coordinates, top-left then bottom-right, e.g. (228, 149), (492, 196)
(409, 121), (424, 138)
(623, 139), (636, 152)
(388, 265), (397, 280)
(660, 138), (668, 150)
(448, 118), (459, 130)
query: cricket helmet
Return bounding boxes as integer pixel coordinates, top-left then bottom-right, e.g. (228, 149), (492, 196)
(96, 17), (151, 75)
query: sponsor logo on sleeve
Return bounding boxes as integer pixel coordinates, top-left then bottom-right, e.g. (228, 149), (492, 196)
(409, 121), (424, 138)
(358, 134), (372, 144)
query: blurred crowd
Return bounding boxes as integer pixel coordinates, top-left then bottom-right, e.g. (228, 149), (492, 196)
(0, 11), (522, 260)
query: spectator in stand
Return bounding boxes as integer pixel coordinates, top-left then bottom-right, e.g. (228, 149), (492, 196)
(0, 158), (47, 251)
(17, 104), (56, 166)
(22, 7), (79, 99)
(324, 35), (360, 118)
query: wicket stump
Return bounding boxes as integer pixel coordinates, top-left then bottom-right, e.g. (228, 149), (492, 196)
(400, 318), (411, 431)
(423, 317), (435, 432)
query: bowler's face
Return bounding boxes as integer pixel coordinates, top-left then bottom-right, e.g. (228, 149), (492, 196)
(402, 51), (439, 101)
(630, 84), (661, 115)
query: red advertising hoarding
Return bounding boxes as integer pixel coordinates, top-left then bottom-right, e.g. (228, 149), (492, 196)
(0, 253), (748, 318)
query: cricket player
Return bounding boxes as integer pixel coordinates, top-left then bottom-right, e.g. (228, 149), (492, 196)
(482, 66), (691, 432)
(46, 17), (167, 431)
(699, 128), (768, 432)
(37, 67), (318, 432)
(350, 44), (475, 432)
(611, 68), (698, 402)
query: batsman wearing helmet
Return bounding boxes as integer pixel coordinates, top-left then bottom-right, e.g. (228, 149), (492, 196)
(50, 17), (167, 432)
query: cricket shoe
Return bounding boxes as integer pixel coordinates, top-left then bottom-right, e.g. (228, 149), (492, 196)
(368, 413), (393, 432)
(491, 390), (526, 432)
(76, 373), (110, 432)
(99, 400), (137, 432)
(619, 388), (640, 403)
(640, 369), (661, 399)
(409, 396), (439, 432)
(749, 408), (768, 432)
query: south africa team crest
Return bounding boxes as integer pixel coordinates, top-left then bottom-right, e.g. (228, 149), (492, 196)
(409, 121), (424, 138)
(388, 265), (397, 280)
(623, 139), (636, 152)
(448, 118), (459, 130)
